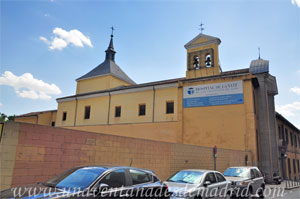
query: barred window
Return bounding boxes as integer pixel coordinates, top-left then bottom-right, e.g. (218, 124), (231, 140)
(166, 101), (174, 114)
(139, 104), (146, 116)
(84, 106), (91, 119)
(62, 112), (67, 121)
(115, 106), (121, 117)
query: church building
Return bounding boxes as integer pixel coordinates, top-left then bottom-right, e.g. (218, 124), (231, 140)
(15, 32), (282, 182)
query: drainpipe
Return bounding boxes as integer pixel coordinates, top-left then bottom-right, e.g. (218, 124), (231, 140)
(152, 86), (156, 123)
(74, 97), (78, 126)
(107, 92), (111, 125)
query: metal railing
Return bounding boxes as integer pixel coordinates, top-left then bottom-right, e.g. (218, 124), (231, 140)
(284, 180), (300, 189)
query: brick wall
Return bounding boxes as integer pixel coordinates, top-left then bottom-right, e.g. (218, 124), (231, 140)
(0, 122), (252, 190)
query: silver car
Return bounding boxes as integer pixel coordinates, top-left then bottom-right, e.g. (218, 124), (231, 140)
(223, 166), (265, 198)
(164, 169), (232, 199)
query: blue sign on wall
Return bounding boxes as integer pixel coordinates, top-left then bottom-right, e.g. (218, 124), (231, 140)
(183, 81), (244, 108)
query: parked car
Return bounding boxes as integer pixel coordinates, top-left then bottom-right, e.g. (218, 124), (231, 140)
(0, 165), (169, 198)
(223, 166), (265, 198)
(164, 169), (232, 199)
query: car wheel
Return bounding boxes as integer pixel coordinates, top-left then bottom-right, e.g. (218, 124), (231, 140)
(258, 185), (265, 198)
(225, 191), (231, 199)
(246, 187), (252, 199)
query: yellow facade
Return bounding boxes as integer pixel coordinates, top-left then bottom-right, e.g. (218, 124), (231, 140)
(14, 110), (56, 126)
(75, 96), (110, 125)
(76, 75), (132, 94)
(182, 77), (257, 160)
(56, 80), (257, 162)
(56, 100), (76, 127)
(14, 116), (37, 124)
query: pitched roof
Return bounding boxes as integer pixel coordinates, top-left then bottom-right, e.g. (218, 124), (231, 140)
(184, 33), (221, 49)
(76, 59), (136, 84)
(276, 112), (300, 132)
(76, 35), (135, 85)
(15, 110), (57, 118)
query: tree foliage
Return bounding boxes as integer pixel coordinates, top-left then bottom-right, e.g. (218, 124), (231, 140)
(0, 112), (15, 122)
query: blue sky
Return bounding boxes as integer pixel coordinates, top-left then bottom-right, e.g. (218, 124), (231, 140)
(1, 0), (299, 127)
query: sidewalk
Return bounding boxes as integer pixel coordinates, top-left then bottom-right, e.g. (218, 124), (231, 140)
(266, 180), (300, 190)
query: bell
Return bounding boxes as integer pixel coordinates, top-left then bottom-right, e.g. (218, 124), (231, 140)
(205, 57), (211, 66)
(193, 57), (199, 69)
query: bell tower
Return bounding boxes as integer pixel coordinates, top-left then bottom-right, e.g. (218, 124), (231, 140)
(184, 33), (221, 79)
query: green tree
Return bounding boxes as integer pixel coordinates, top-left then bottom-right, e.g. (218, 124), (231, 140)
(0, 112), (15, 122)
(0, 113), (7, 122)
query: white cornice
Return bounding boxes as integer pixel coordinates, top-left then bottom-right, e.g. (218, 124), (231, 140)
(77, 93), (109, 100)
(57, 83), (179, 102)
(56, 97), (76, 103)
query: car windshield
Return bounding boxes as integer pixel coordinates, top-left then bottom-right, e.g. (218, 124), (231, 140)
(55, 167), (106, 189)
(224, 168), (249, 178)
(167, 171), (204, 184)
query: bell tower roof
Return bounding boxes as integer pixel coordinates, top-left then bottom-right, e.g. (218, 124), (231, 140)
(76, 33), (135, 85)
(184, 33), (221, 50)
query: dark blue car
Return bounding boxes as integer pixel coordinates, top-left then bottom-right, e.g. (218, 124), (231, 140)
(0, 165), (169, 198)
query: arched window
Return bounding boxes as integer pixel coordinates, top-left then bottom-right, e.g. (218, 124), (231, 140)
(193, 55), (200, 69)
(205, 54), (212, 67)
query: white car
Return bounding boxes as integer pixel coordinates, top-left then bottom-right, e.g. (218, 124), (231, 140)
(223, 166), (265, 198)
(164, 169), (232, 199)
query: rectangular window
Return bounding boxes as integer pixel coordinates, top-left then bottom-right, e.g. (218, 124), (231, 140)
(62, 112), (67, 121)
(166, 101), (174, 114)
(290, 132), (293, 146)
(51, 121), (55, 126)
(285, 128), (289, 144)
(129, 169), (151, 185)
(297, 159), (300, 173)
(115, 106), (121, 117)
(282, 126), (286, 142)
(139, 104), (146, 116)
(295, 135), (297, 148)
(84, 106), (91, 119)
(293, 159), (296, 173)
(288, 158), (291, 175)
(278, 126), (282, 139)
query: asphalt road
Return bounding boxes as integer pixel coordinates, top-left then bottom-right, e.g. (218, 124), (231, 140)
(265, 187), (300, 199)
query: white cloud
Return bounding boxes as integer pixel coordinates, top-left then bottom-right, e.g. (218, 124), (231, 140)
(40, 27), (93, 50)
(291, 0), (300, 8)
(276, 101), (300, 117)
(0, 71), (61, 100)
(290, 86), (300, 96)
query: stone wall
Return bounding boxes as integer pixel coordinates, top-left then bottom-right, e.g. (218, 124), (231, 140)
(0, 122), (252, 190)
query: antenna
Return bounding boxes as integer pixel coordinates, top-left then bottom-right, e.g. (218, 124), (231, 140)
(258, 47), (261, 59)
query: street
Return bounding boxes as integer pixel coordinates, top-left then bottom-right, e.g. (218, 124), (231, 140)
(265, 187), (300, 199)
